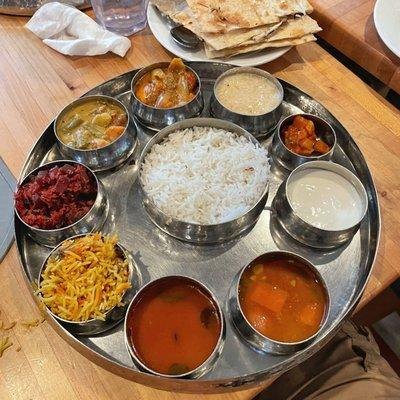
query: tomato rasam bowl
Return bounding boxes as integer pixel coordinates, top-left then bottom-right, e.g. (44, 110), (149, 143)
(124, 275), (225, 378)
(229, 251), (329, 354)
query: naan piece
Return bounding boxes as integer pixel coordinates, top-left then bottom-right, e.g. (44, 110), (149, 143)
(199, 15), (320, 51)
(267, 14), (321, 42)
(150, 0), (321, 59)
(186, 0), (313, 32)
(205, 34), (316, 58)
(201, 22), (283, 50)
(236, 15), (321, 48)
(152, 0), (283, 50)
(188, 19), (284, 51)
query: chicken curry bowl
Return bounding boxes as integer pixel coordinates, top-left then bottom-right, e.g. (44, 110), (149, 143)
(134, 58), (199, 109)
(56, 97), (128, 150)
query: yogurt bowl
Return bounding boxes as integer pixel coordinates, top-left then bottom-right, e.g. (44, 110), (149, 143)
(273, 161), (368, 248)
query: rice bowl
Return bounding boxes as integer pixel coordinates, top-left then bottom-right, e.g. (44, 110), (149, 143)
(140, 125), (270, 226)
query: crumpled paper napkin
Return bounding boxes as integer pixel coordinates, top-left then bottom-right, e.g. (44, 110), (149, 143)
(26, 2), (131, 57)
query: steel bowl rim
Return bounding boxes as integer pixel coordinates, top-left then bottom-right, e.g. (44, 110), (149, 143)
(37, 232), (135, 325)
(124, 274), (225, 379)
(284, 160), (369, 233)
(276, 113), (337, 160)
(234, 250), (331, 347)
(130, 62), (202, 111)
(212, 66), (284, 118)
(14, 160), (100, 233)
(138, 117), (271, 229)
(54, 94), (130, 153)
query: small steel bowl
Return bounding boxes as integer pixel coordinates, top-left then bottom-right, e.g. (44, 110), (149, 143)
(271, 113), (336, 171)
(38, 233), (142, 336)
(54, 95), (137, 172)
(210, 67), (283, 138)
(228, 251), (330, 355)
(274, 161), (368, 248)
(14, 160), (109, 248)
(124, 275), (225, 379)
(138, 118), (270, 244)
(130, 62), (204, 131)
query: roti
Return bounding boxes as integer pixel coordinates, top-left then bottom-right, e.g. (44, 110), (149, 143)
(204, 34), (316, 58)
(150, 0), (320, 58)
(186, 0), (313, 32)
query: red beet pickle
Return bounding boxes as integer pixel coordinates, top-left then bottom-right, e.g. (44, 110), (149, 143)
(15, 164), (97, 230)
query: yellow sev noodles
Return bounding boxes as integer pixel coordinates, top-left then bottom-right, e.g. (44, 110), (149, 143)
(37, 233), (131, 322)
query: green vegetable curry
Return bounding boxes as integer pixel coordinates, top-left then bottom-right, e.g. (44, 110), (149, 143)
(57, 99), (128, 150)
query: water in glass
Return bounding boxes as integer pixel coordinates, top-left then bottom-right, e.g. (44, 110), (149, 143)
(91, 0), (148, 36)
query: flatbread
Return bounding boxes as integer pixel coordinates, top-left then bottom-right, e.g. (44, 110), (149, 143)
(266, 14), (321, 42)
(202, 22), (283, 50)
(235, 15), (321, 48)
(205, 34), (316, 58)
(181, 18), (284, 50)
(187, 14), (320, 51)
(149, 0), (320, 59)
(186, 0), (313, 32)
(152, 0), (284, 49)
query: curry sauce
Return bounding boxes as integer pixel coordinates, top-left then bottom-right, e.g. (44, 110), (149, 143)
(239, 257), (326, 343)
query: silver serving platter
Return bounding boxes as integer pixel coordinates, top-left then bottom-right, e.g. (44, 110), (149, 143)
(15, 62), (380, 393)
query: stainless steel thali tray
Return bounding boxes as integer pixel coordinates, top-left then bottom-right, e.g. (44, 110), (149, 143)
(15, 62), (380, 393)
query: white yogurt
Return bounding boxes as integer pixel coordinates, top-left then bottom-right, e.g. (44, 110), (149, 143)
(287, 168), (365, 230)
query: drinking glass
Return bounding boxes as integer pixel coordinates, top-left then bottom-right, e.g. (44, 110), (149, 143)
(91, 0), (148, 36)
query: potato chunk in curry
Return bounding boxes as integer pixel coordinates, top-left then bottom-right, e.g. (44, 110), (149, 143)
(57, 100), (127, 150)
(134, 58), (198, 109)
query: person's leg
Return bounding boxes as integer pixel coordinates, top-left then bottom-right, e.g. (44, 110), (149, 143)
(254, 321), (400, 400)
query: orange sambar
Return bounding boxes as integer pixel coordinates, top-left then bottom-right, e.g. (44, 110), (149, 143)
(127, 277), (221, 375)
(239, 257), (327, 343)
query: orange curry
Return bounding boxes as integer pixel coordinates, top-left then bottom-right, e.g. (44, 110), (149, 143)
(127, 278), (221, 375)
(134, 58), (198, 109)
(239, 257), (327, 343)
(283, 115), (331, 156)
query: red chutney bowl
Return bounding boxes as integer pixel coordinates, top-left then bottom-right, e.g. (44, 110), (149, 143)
(14, 160), (109, 247)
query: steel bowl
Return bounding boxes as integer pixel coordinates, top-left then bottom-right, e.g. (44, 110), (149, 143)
(38, 233), (142, 336)
(271, 113), (336, 171)
(124, 275), (225, 379)
(210, 67), (283, 138)
(138, 118), (270, 244)
(14, 160), (109, 248)
(54, 95), (137, 172)
(273, 161), (368, 248)
(130, 62), (204, 131)
(228, 251), (330, 355)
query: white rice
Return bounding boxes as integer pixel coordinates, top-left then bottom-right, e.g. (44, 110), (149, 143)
(140, 127), (270, 225)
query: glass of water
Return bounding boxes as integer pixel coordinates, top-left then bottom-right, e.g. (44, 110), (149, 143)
(91, 0), (148, 36)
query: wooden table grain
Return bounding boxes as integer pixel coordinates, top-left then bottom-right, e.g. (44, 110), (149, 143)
(0, 14), (400, 400)
(311, 0), (400, 94)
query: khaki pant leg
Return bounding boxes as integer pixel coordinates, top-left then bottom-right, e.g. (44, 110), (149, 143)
(254, 321), (400, 400)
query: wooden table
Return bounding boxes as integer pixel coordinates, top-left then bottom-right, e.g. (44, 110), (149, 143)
(1, 13), (400, 400)
(311, 0), (400, 94)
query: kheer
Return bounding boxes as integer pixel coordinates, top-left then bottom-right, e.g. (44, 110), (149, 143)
(216, 72), (281, 116)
